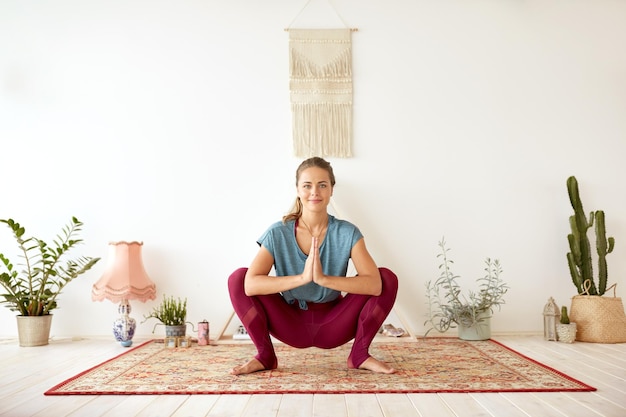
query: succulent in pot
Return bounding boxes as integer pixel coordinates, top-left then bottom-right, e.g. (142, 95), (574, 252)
(556, 306), (577, 343)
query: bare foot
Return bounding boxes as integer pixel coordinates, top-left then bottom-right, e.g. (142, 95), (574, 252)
(353, 357), (396, 374)
(230, 358), (266, 375)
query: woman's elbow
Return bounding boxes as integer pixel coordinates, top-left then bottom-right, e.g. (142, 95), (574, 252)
(243, 280), (257, 297)
(371, 271), (383, 296)
(371, 280), (383, 296)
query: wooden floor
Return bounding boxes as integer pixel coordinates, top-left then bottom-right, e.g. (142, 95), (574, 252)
(1, 334), (625, 417)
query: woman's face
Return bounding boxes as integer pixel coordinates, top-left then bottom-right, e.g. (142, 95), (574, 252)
(297, 166), (333, 213)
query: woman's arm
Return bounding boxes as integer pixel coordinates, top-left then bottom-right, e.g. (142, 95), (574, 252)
(313, 238), (382, 296)
(243, 245), (311, 296)
(245, 237), (381, 297)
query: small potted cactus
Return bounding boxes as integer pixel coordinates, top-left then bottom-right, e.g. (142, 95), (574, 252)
(556, 306), (577, 343)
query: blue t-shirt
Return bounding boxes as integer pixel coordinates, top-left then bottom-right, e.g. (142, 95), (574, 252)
(257, 214), (363, 309)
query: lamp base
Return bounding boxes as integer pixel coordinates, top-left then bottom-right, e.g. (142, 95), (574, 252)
(113, 299), (136, 347)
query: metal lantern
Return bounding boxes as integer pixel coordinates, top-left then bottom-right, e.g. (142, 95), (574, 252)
(543, 297), (560, 341)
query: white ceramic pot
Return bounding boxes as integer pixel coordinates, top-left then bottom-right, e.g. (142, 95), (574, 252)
(458, 313), (491, 341)
(557, 323), (577, 343)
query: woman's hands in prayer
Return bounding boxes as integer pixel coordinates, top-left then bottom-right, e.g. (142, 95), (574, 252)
(302, 236), (325, 285)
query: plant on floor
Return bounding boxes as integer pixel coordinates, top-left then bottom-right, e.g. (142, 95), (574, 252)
(424, 238), (508, 336)
(556, 305), (577, 343)
(565, 176), (626, 343)
(0, 217), (100, 316)
(142, 294), (187, 327)
(566, 175), (615, 296)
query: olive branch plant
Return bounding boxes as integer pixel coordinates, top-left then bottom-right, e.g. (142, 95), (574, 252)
(424, 238), (508, 336)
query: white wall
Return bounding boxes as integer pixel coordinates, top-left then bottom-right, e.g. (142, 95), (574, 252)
(1, 0), (625, 340)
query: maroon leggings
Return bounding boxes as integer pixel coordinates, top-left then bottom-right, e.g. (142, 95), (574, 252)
(227, 267), (398, 370)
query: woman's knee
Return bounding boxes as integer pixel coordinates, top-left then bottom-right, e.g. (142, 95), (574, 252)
(379, 267), (398, 294)
(228, 267), (248, 294)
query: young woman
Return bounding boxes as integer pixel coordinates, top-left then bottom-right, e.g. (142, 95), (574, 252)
(228, 157), (398, 375)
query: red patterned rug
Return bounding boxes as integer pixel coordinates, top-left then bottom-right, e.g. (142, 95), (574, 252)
(45, 338), (595, 395)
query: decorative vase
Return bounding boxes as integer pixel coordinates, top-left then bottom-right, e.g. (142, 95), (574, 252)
(458, 312), (491, 341)
(556, 323), (577, 343)
(16, 315), (53, 347)
(113, 300), (136, 347)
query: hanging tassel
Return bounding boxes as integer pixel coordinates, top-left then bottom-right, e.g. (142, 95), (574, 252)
(289, 29), (353, 158)
(291, 103), (352, 158)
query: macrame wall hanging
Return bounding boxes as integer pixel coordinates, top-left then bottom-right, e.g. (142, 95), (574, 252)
(286, 1), (357, 158)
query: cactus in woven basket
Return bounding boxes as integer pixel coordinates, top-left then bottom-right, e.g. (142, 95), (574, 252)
(566, 176), (615, 296)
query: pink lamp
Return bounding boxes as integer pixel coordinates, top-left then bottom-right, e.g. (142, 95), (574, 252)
(92, 241), (156, 347)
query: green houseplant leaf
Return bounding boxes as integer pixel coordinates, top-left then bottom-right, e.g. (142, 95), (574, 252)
(0, 217), (100, 316)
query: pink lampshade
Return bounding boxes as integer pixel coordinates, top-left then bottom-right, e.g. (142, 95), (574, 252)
(92, 241), (157, 303)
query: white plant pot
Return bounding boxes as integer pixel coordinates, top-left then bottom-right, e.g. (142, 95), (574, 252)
(556, 323), (577, 343)
(458, 314), (492, 341)
(16, 315), (53, 347)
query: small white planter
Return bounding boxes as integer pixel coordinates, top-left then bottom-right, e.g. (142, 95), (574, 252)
(557, 323), (577, 343)
(458, 314), (492, 341)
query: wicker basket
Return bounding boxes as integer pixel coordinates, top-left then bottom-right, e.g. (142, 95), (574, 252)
(16, 315), (53, 347)
(569, 284), (626, 344)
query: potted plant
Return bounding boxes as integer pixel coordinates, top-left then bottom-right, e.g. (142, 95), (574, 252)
(425, 238), (508, 340)
(0, 217), (100, 346)
(556, 306), (577, 343)
(565, 175), (626, 343)
(142, 294), (189, 337)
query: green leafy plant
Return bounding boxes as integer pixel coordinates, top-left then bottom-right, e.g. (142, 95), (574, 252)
(0, 217), (100, 316)
(566, 175), (615, 296)
(142, 295), (187, 327)
(424, 238), (508, 336)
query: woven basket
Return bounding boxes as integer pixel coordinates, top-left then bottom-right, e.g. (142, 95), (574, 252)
(569, 283), (626, 344)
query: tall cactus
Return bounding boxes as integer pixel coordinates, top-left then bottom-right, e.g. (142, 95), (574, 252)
(566, 176), (594, 294)
(565, 176), (614, 296)
(595, 210), (615, 296)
